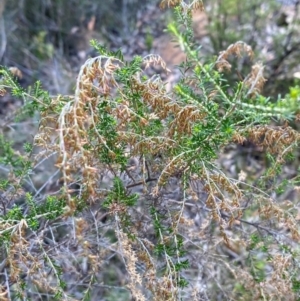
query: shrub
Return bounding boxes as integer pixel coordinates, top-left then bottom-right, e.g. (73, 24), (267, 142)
(203, 0), (300, 96)
(1, 0), (300, 300)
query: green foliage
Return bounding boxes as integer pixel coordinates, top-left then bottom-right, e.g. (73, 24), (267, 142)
(145, 28), (154, 52)
(0, 134), (32, 177)
(31, 31), (54, 60)
(91, 39), (124, 62)
(95, 101), (127, 167)
(150, 206), (189, 288)
(0, 194), (65, 243)
(103, 177), (138, 208)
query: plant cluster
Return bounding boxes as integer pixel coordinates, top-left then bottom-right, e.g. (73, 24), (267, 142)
(203, 0), (300, 96)
(1, 0), (300, 300)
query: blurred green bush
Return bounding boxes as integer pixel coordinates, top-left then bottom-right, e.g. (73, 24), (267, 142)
(202, 0), (300, 95)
